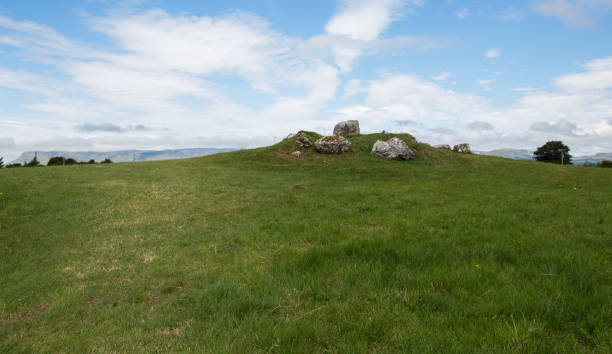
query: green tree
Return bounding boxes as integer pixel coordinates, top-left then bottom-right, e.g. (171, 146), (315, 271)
(47, 156), (66, 166)
(597, 160), (612, 168)
(533, 141), (572, 165)
(0, 157), (4, 168)
(65, 158), (77, 165)
(101, 158), (113, 164)
(24, 154), (41, 167)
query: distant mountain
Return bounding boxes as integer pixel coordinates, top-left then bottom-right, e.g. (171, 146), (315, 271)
(11, 148), (237, 165)
(573, 152), (612, 165)
(475, 149), (533, 160)
(475, 149), (612, 165)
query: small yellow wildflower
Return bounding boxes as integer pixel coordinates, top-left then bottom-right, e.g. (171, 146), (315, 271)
(475, 264), (480, 269)
(573, 186), (577, 191)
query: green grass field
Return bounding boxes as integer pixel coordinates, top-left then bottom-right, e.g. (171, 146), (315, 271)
(1, 133), (611, 352)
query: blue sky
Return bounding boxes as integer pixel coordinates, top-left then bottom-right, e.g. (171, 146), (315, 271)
(1, 0), (612, 160)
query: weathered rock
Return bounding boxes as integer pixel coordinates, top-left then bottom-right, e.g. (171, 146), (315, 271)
(371, 137), (415, 160)
(453, 143), (471, 153)
(333, 120), (360, 137)
(314, 136), (351, 154)
(435, 144), (451, 150)
(294, 135), (312, 148)
(290, 150), (302, 158)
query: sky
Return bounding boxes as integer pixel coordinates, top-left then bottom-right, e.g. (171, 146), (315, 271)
(1, 0), (612, 160)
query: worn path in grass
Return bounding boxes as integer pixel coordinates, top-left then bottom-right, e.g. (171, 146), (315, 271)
(1, 133), (611, 352)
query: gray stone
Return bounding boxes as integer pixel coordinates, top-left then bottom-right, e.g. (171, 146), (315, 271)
(314, 136), (351, 154)
(290, 150), (302, 158)
(453, 143), (471, 153)
(371, 137), (415, 160)
(295, 135), (312, 148)
(435, 144), (451, 150)
(333, 120), (360, 137)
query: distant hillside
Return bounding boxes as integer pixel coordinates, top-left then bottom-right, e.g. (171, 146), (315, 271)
(11, 148), (236, 165)
(573, 152), (612, 165)
(475, 149), (533, 160)
(476, 148), (612, 164)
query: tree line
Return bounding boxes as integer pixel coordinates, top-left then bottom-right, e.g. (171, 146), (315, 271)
(0, 155), (113, 168)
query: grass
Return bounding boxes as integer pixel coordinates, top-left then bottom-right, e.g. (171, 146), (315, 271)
(1, 133), (611, 352)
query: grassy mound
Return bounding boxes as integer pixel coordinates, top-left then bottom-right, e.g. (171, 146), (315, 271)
(1, 134), (611, 352)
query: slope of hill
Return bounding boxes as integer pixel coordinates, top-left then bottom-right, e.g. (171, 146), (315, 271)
(11, 148), (236, 165)
(1, 133), (611, 352)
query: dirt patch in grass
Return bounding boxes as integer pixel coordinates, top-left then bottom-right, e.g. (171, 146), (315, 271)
(0, 303), (50, 324)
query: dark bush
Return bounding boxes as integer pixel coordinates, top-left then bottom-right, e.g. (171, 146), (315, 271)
(597, 160), (612, 168)
(101, 158), (113, 164)
(0, 157), (3, 168)
(88, 159), (96, 164)
(65, 158), (77, 165)
(6, 163), (22, 168)
(47, 156), (66, 166)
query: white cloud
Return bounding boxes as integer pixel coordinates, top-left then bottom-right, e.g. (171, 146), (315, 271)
(455, 8), (469, 19)
(325, 0), (406, 41)
(554, 57), (612, 91)
(433, 71), (453, 81)
(531, 0), (612, 26)
(316, 0), (433, 73)
(485, 49), (500, 59)
(344, 79), (365, 97)
(0, 68), (61, 95)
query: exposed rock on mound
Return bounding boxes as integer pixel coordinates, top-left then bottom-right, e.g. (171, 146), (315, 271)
(290, 151), (302, 158)
(315, 136), (351, 154)
(371, 137), (415, 160)
(294, 135), (312, 148)
(453, 143), (471, 153)
(333, 120), (360, 137)
(435, 144), (451, 150)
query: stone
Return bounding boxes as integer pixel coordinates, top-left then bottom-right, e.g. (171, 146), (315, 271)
(294, 135), (312, 148)
(290, 150), (302, 158)
(314, 136), (351, 154)
(435, 144), (451, 150)
(371, 137), (415, 160)
(333, 120), (360, 137)
(453, 143), (471, 153)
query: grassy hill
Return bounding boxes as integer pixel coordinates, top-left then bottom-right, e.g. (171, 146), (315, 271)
(1, 133), (611, 352)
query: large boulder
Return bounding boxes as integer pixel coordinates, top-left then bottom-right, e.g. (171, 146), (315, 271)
(371, 137), (415, 160)
(333, 120), (360, 137)
(314, 136), (351, 154)
(435, 144), (451, 150)
(453, 143), (471, 153)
